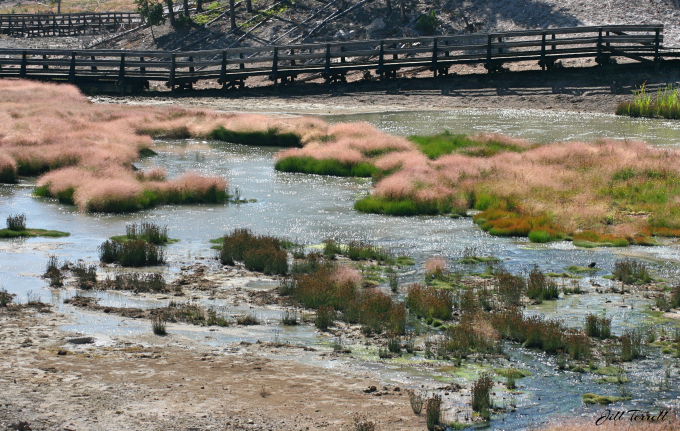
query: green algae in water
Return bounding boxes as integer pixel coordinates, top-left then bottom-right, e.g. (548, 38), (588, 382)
(582, 393), (631, 405)
(565, 265), (600, 274)
(110, 235), (179, 245)
(0, 228), (70, 238)
(494, 368), (533, 379)
(596, 376), (630, 384)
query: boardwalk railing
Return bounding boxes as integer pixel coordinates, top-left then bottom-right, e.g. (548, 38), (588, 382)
(0, 25), (668, 92)
(0, 12), (142, 36)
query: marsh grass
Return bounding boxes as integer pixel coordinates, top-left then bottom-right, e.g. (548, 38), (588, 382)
(471, 374), (493, 416)
(98, 239), (165, 267)
(218, 228), (287, 275)
(107, 272), (167, 293)
(72, 262), (97, 289)
(425, 394), (442, 431)
(275, 156), (378, 177)
(0, 288), (12, 307)
(315, 305), (335, 330)
(210, 126), (301, 147)
(112, 222), (171, 245)
(527, 266), (560, 302)
(281, 264), (406, 335)
(6, 214), (26, 231)
(410, 131), (532, 160)
(620, 329), (644, 361)
(585, 314), (612, 339)
(281, 309), (298, 325)
(152, 316), (167, 335)
(613, 259), (652, 285)
(581, 393), (631, 405)
(236, 313), (260, 326)
(616, 83), (680, 119)
(409, 391), (424, 415)
(405, 284), (453, 320)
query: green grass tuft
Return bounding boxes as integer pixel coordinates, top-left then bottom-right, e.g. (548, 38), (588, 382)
(0, 228), (70, 238)
(582, 393), (631, 405)
(210, 126), (301, 147)
(275, 156), (378, 177)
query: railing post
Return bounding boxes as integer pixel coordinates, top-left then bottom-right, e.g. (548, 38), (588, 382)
(139, 56), (145, 73)
(239, 52), (244, 70)
(43, 54), (48, 70)
(485, 34), (492, 70)
(20, 51), (27, 78)
(68, 51), (76, 82)
(188, 56), (194, 74)
(540, 33), (546, 70)
(291, 48), (296, 66)
(497, 37), (503, 54)
(272, 47), (279, 81)
(551, 33), (556, 51)
(378, 40), (384, 77)
(324, 43), (331, 76)
(432, 37), (438, 77)
(169, 54), (176, 90)
(118, 53), (126, 93)
(596, 28), (603, 65)
(220, 50), (227, 85)
(91, 55), (96, 72)
(655, 28), (661, 67)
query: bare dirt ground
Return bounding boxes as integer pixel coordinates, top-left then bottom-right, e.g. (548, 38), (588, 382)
(0, 304), (425, 431)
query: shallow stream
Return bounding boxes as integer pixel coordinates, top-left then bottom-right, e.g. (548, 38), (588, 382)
(2, 108), (680, 429)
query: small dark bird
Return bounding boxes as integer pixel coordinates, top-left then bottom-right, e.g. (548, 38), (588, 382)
(588, 262), (596, 268)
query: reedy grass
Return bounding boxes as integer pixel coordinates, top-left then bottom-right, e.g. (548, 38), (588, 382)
(0, 228), (70, 238)
(218, 228), (287, 275)
(98, 239), (165, 267)
(405, 283), (453, 320)
(616, 83), (680, 119)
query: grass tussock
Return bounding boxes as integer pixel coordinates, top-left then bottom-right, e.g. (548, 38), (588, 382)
(613, 259), (653, 285)
(218, 229), (288, 275)
(584, 314), (612, 339)
(104, 272), (167, 293)
(405, 283), (453, 320)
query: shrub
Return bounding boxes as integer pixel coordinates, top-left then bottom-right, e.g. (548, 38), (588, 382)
(471, 374), (493, 415)
(416, 10), (438, 35)
(6, 213), (26, 231)
(218, 228), (288, 275)
(613, 259), (652, 285)
(425, 394), (442, 431)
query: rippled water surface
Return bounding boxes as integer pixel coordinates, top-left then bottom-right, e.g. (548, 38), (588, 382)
(2, 109), (680, 430)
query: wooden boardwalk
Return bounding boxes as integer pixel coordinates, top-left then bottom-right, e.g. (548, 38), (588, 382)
(0, 12), (142, 37)
(0, 24), (672, 93)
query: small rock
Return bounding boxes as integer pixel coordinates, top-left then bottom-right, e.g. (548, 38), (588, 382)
(68, 336), (94, 345)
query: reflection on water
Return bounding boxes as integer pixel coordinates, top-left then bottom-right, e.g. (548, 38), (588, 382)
(2, 109), (680, 430)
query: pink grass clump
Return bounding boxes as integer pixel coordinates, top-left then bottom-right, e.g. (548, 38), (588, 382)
(424, 256), (447, 277)
(331, 265), (363, 287)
